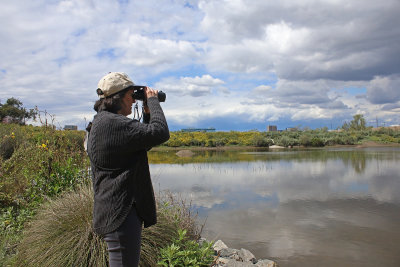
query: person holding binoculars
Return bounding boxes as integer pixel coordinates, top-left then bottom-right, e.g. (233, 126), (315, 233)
(86, 72), (169, 267)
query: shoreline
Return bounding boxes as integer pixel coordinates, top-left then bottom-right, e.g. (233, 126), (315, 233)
(152, 141), (400, 152)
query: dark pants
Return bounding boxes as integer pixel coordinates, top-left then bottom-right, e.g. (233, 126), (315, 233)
(104, 207), (143, 267)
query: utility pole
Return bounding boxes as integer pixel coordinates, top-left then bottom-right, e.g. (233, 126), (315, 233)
(376, 116), (379, 128)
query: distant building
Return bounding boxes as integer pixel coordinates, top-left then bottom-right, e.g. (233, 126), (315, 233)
(181, 127), (216, 132)
(267, 125), (277, 132)
(64, 125), (78, 130)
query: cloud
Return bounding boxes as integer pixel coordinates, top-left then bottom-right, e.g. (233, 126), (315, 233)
(155, 74), (225, 97)
(381, 103), (400, 111)
(249, 80), (350, 110)
(0, 0), (399, 129)
(199, 0), (400, 81)
(366, 75), (400, 104)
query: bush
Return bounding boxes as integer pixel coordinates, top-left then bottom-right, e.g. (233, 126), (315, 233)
(276, 136), (298, 147)
(0, 136), (16, 160)
(14, 185), (202, 267)
(157, 229), (214, 267)
(311, 137), (324, 147)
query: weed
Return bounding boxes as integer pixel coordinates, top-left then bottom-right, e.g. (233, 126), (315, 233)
(157, 229), (214, 267)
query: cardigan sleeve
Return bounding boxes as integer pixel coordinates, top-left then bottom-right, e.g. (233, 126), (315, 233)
(126, 96), (169, 150)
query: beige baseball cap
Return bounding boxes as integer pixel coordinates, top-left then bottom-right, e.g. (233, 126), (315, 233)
(97, 72), (135, 98)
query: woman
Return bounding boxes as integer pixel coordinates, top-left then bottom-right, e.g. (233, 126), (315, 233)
(86, 72), (169, 266)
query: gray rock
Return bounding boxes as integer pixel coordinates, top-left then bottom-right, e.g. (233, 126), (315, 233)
(255, 259), (277, 267)
(238, 248), (256, 263)
(215, 257), (231, 266)
(175, 150), (195, 157)
(220, 248), (240, 259)
(223, 259), (255, 266)
(213, 239), (229, 253)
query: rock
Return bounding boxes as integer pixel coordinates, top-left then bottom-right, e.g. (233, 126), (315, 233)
(175, 150), (195, 157)
(216, 257), (231, 265)
(213, 239), (229, 253)
(223, 259), (255, 266)
(269, 145), (284, 149)
(220, 248), (240, 259)
(255, 259), (277, 267)
(238, 248), (256, 263)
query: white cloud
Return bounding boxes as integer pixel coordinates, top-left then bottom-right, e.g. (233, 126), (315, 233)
(155, 74), (225, 97)
(1, 0), (399, 129)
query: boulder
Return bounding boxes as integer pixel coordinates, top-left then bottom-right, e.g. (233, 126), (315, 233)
(220, 248), (240, 260)
(255, 259), (277, 267)
(238, 248), (256, 263)
(213, 239), (229, 253)
(175, 150), (195, 157)
(223, 259), (255, 267)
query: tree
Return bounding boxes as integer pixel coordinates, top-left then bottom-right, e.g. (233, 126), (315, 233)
(342, 114), (366, 131)
(0, 97), (37, 124)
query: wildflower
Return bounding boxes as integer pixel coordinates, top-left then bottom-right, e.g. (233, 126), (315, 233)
(41, 143), (47, 149)
(11, 132), (15, 138)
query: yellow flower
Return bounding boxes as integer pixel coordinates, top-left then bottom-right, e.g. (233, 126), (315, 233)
(11, 132), (15, 138)
(41, 143), (47, 149)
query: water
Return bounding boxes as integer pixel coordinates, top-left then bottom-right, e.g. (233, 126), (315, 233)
(149, 147), (400, 267)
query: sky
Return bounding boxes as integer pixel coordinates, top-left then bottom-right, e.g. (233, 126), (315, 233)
(1, 0), (399, 131)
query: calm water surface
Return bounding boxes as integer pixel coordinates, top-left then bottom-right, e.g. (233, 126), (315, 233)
(148, 147), (400, 267)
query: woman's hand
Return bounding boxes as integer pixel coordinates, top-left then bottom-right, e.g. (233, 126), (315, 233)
(145, 86), (158, 99)
(143, 87), (158, 113)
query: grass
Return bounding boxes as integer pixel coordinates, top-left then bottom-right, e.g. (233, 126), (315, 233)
(12, 184), (202, 267)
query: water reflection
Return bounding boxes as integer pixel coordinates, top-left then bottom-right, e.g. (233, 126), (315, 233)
(149, 147), (400, 267)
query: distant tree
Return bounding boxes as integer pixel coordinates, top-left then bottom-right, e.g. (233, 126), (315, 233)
(341, 121), (350, 131)
(0, 97), (37, 124)
(342, 114), (366, 131)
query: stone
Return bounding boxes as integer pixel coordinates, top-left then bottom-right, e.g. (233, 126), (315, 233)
(219, 248), (240, 259)
(238, 248), (256, 263)
(255, 259), (277, 267)
(213, 239), (229, 253)
(216, 257), (231, 265)
(223, 259), (255, 267)
(175, 150), (195, 157)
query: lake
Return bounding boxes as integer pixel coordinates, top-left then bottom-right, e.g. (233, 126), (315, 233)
(148, 147), (400, 267)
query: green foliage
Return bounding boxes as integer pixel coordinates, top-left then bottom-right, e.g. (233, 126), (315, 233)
(157, 229), (214, 267)
(342, 114), (367, 131)
(0, 98), (37, 125)
(0, 123), (88, 264)
(159, 126), (400, 149)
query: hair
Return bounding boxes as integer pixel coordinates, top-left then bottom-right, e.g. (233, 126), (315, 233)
(93, 87), (132, 113)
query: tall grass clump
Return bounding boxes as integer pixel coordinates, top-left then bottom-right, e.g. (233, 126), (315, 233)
(14, 184), (107, 267)
(14, 185), (202, 267)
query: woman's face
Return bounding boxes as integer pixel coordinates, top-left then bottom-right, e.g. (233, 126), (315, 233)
(119, 89), (135, 116)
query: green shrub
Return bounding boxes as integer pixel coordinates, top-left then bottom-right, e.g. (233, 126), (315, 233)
(252, 135), (272, 147)
(310, 137), (324, 147)
(275, 136), (298, 147)
(157, 229), (214, 267)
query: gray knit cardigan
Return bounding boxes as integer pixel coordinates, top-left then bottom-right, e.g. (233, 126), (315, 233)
(87, 97), (169, 235)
